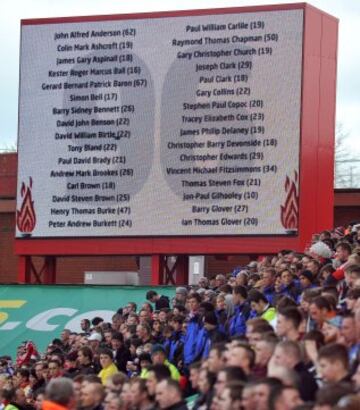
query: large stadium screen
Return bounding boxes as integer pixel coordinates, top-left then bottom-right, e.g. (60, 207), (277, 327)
(16, 8), (303, 238)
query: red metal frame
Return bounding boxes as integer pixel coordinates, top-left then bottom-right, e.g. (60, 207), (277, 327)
(15, 4), (338, 284)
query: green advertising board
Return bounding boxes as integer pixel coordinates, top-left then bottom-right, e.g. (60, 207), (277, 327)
(0, 285), (175, 359)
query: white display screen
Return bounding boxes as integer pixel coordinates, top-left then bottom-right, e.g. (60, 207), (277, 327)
(16, 9), (303, 238)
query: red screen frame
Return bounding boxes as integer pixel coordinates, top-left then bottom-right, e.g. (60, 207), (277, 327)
(15, 3), (338, 256)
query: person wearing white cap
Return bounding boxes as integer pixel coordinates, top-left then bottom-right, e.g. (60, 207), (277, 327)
(87, 332), (102, 354)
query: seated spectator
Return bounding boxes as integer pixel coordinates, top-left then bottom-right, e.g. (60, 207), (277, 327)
(314, 383), (354, 410)
(275, 307), (302, 341)
(317, 343), (352, 384)
(248, 290), (277, 323)
(98, 349), (118, 385)
(271, 340), (318, 401)
(155, 379), (187, 410)
(268, 385), (303, 410)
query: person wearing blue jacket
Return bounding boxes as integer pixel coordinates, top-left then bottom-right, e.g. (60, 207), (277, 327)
(195, 311), (227, 360)
(228, 285), (251, 337)
(183, 293), (203, 367)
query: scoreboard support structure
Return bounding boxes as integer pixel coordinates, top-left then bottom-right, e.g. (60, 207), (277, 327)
(17, 254), (187, 285)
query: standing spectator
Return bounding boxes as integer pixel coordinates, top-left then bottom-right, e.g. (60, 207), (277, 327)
(146, 291), (170, 310)
(228, 285), (250, 337)
(184, 293), (202, 367)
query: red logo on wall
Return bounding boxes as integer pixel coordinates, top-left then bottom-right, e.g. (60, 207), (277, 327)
(281, 171), (299, 230)
(16, 177), (37, 234)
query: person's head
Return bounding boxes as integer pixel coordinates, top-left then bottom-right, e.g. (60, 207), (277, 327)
(136, 324), (151, 341)
(307, 259), (321, 276)
(119, 382), (132, 407)
(345, 288), (360, 311)
(232, 285), (248, 305)
(33, 387), (45, 410)
(146, 290), (158, 303)
(276, 307), (302, 338)
(268, 385), (302, 410)
(48, 359), (62, 378)
(189, 361), (201, 390)
(155, 379), (183, 409)
(60, 329), (71, 343)
(169, 315), (183, 332)
(322, 316), (342, 344)
(208, 343), (226, 373)
(77, 346), (93, 366)
(299, 270), (314, 289)
(314, 383), (354, 410)
(104, 393), (124, 410)
(253, 378), (283, 410)
(130, 378), (151, 408)
(344, 264), (360, 289)
(80, 319), (91, 332)
(145, 365), (171, 396)
(215, 274), (227, 288)
(197, 369), (216, 394)
(110, 332), (124, 350)
(216, 294), (227, 310)
(335, 242), (352, 262)
(45, 377), (75, 407)
(99, 348), (114, 369)
(187, 293), (201, 313)
(80, 382), (105, 409)
(254, 334), (278, 367)
(198, 277), (209, 288)
(203, 311), (218, 331)
(127, 302), (137, 313)
(218, 381), (244, 410)
(246, 318), (274, 345)
(151, 345), (166, 365)
(236, 270), (249, 287)
(309, 296), (332, 325)
(105, 372), (128, 395)
(174, 287), (188, 304)
(215, 366), (247, 396)
(13, 368), (30, 387)
(242, 382), (257, 410)
(261, 268), (277, 288)
(14, 387), (26, 406)
(227, 344), (255, 374)
(139, 309), (151, 325)
(248, 290), (269, 314)
(317, 343), (349, 383)
(272, 341), (302, 369)
(87, 332), (102, 351)
(111, 313), (123, 331)
(280, 269), (294, 287)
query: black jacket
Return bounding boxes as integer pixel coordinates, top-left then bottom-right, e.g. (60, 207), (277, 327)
(294, 362), (318, 402)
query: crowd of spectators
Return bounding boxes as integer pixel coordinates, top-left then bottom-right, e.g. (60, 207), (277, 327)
(1, 224), (360, 410)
